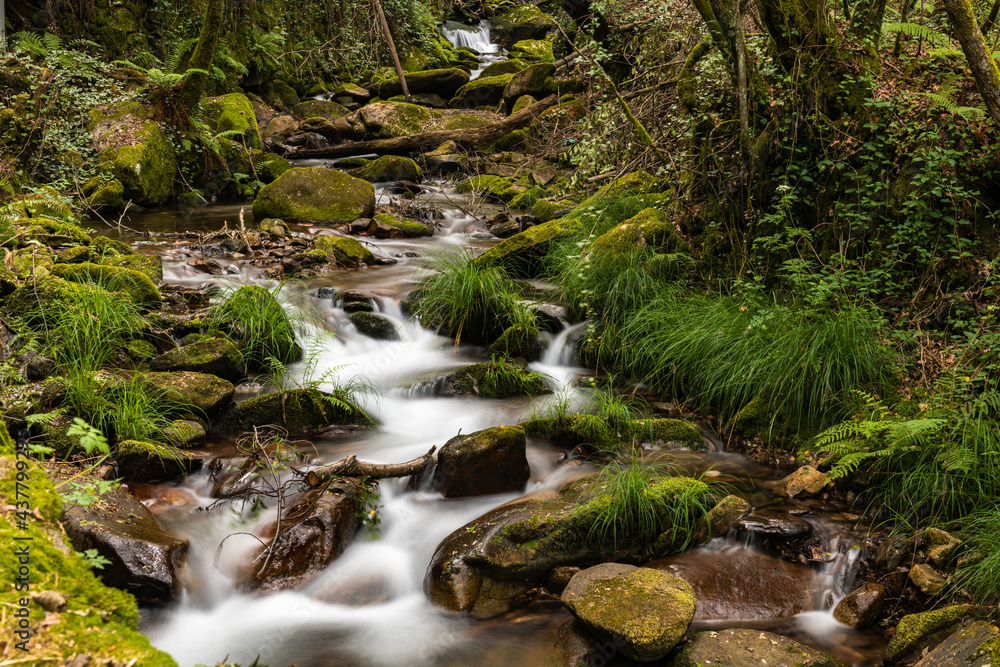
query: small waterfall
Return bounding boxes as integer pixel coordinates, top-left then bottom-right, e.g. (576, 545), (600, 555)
(441, 21), (499, 53)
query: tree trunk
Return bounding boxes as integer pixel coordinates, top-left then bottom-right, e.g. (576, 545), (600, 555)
(306, 446), (437, 486)
(284, 94), (558, 159)
(943, 0), (1000, 128)
(176, 0), (224, 111)
(373, 0), (411, 103)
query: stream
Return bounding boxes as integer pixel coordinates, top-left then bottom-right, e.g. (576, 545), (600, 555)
(82, 23), (889, 667)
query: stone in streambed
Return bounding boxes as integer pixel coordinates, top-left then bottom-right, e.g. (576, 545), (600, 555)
(434, 426), (530, 498)
(315, 235), (376, 267)
(149, 338), (245, 384)
(672, 628), (839, 667)
(914, 620), (999, 667)
(909, 562), (947, 595)
(884, 604), (973, 663)
(372, 212), (432, 238)
(144, 371), (235, 415)
(252, 167), (375, 224)
(349, 312), (399, 340)
(62, 485), (188, 605)
(347, 155), (422, 183)
(767, 464), (830, 498)
(689, 494), (750, 544)
(487, 324), (543, 361)
(432, 361), (549, 399)
(216, 388), (373, 434)
(833, 582), (887, 628)
(162, 419), (206, 448)
(561, 562), (695, 661)
(115, 440), (201, 483)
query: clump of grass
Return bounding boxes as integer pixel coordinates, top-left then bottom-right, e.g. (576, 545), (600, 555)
(49, 283), (143, 372)
(212, 282), (304, 371)
(481, 355), (549, 397)
(63, 373), (174, 446)
(953, 506), (1000, 605)
(593, 384), (647, 439)
(414, 248), (531, 345)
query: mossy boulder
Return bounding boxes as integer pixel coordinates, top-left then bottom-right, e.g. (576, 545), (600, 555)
(562, 563), (694, 661)
(456, 174), (524, 203)
(162, 419), (206, 448)
(205, 93), (262, 150)
(487, 324), (543, 361)
(913, 620), (998, 667)
(115, 440), (200, 483)
(371, 68), (471, 99)
(216, 388), (373, 433)
(145, 371), (235, 415)
(479, 59), (529, 78)
(4, 276), (112, 324)
(348, 312), (399, 340)
(93, 104), (176, 206)
(432, 360), (550, 398)
(350, 102), (434, 139)
(451, 74), (515, 109)
(503, 62), (556, 111)
(17, 217), (92, 247)
(885, 605), (973, 663)
(434, 425), (530, 498)
(521, 414), (618, 452)
(511, 94), (538, 114)
(252, 167), (375, 223)
(673, 628), (838, 667)
(85, 177), (125, 209)
(491, 5), (556, 46)
(589, 207), (688, 261)
(348, 155), (423, 183)
(0, 424), (178, 664)
(291, 99), (351, 120)
(49, 262), (161, 306)
(315, 235), (376, 267)
(256, 151), (293, 183)
(633, 418), (704, 448)
(88, 238), (163, 283)
(148, 338), (245, 384)
(509, 39), (555, 62)
(373, 212), (432, 237)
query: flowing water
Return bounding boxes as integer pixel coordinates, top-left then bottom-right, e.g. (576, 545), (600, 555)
(441, 21), (505, 80)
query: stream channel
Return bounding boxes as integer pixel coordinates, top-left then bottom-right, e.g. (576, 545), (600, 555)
(85, 21), (889, 667)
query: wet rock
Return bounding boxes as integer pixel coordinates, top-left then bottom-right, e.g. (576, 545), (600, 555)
(528, 303), (564, 333)
(216, 388), (373, 434)
(349, 312), (399, 340)
(347, 155), (423, 183)
(24, 355), (56, 381)
(162, 420), (206, 448)
(62, 486), (188, 604)
(922, 527), (962, 568)
(115, 440), (201, 483)
(349, 217), (375, 235)
(434, 426), (530, 498)
(561, 562), (695, 661)
(909, 562), (947, 595)
(690, 494), (750, 544)
(186, 257), (225, 275)
(487, 324), (543, 361)
(767, 465), (830, 498)
(341, 290), (377, 313)
(372, 212), (432, 238)
(634, 419), (704, 449)
(834, 582), (887, 628)
(672, 628), (839, 667)
(315, 235), (376, 267)
(432, 361), (549, 399)
(735, 509), (813, 538)
(258, 217), (290, 239)
(252, 167), (375, 224)
(884, 604), (972, 663)
(149, 338), (245, 384)
(543, 565), (581, 595)
(914, 620), (998, 667)
(145, 371), (235, 415)
(241, 481), (363, 592)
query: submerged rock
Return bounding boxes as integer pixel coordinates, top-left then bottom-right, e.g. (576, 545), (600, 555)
(434, 426), (530, 498)
(62, 486), (188, 605)
(149, 338), (245, 384)
(561, 562), (695, 661)
(252, 167), (375, 223)
(672, 628), (839, 667)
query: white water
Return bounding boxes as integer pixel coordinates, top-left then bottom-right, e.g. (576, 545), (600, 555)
(441, 20), (506, 81)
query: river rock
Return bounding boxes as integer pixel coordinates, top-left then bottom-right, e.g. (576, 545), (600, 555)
(909, 562), (947, 595)
(216, 388), (374, 433)
(62, 486), (188, 604)
(922, 527), (962, 567)
(766, 465), (830, 498)
(145, 371), (235, 414)
(491, 5), (555, 47)
(349, 102), (433, 139)
(503, 62), (556, 112)
(291, 99), (351, 120)
(115, 440), (202, 483)
(370, 68), (470, 99)
(734, 509), (819, 562)
(149, 338), (245, 384)
(432, 361), (549, 398)
(690, 494), (751, 544)
(162, 419), (206, 448)
(434, 426), (530, 498)
(914, 620), (998, 667)
(486, 324), (543, 361)
(263, 113), (298, 141)
(671, 628), (839, 667)
(371, 212), (432, 238)
(252, 167), (375, 224)
(561, 562), (695, 661)
(315, 235), (376, 267)
(347, 155), (423, 183)
(241, 481), (363, 592)
(349, 312), (399, 340)
(833, 582), (887, 628)
(451, 73), (514, 108)
(884, 605), (973, 663)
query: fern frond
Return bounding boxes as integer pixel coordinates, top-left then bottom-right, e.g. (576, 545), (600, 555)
(165, 37), (198, 73)
(884, 22), (950, 46)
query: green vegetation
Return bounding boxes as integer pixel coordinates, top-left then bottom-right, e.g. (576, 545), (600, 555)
(211, 282), (303, 371)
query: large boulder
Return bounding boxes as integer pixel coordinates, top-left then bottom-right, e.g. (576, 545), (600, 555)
(240, 481), (362, 592)
(149, 338), (245, 384)
(509, 39), (554, 62)
(491, 5), (556, 47)
(216, 388), (373, 434)
(503, 62), (556, 112)
(315, 235), (377, 267)
(370, 68), (470, 99)
(62, 486), (188, 605)
(561, 562), (695, 661)
(90, 100), (176, 206)
(204, 93), (262, 149)
(348, 102), (433, 139)
(914, 620), (998, 667)
(349, 312), (399, 340)
(884, 605), (973, 663)
(434, 426), (530, 498)
(588, 207), (688, 262)
(252, 167), (375, 224)
(672, 628), (839, 667)
(450, 74), (514, 108)
(291, 99), (351, 120)
(347, 155), (423, 183)
(144, 371), (235, 415)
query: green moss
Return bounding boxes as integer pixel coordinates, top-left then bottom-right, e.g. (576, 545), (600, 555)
(315, 235), (376, 267)
(884, 605), (972, 662)
(456, 175), (525, 203)
(4, 276), (123, 324)
(589, 208), (687, 259)
(511, 94), (538, 114)
(256, 152), (293, 183)
(89, 236), (132, 257)
(126, 338), (159, 362)
(479, 59), (529, 78)
(451, 74), (515, 108)
(0, 424), (177, 665)
(373, 213), (432, 237)
(50, 262), (161, 306)
(86, 178), (125, 209)
(252, 167), (375, 223)
(218, 388), (373, 433)
(529, 199), (563, 222)
(442, 361), (550, 398)
(503, 62), (556, 111)
(349, 156), (423, 183)
(521, 414), (618, 451)
(291, 99), (351, 119)
(487, 324), (542, 360)
(97, 118), (176, 206)
(509, 39), (555, 62)
(475, 214), (579, 276)
(17, 218), (92, 246)
(358, 102), (435, 138)
(438, 113), (492, 130)
(205, 93), (262, 149)
(633, 419), (704, 447)
(94, 252), (163, 284)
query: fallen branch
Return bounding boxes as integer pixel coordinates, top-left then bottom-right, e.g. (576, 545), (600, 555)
(306, 445), (437, 486)
(285, 95), (558, 160)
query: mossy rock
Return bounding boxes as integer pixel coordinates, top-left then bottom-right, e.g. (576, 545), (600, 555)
(216, 388), (373, 433)
(93, 251), (163, 284)
(521, 414), (618, 451)
(7, 185), (74, 220)
(435, 425), (530, 498)
(56, 245), (91, 264)
(0, 424), (177, 665)
(116, 439), (199, 483)
(503, 62), (556, 111)
(89, 235), (132, 257)
(204, 92), (262, 150)
(491, 4), (556, 46)
(291, 99), (351, 120)
(256, 152), (293, 184)
(509, 39), (554, 62)
(264, 80), (300, 108)
(348, 312), (399, 340)
(885, 605), (973, 663)
(433, 361), (550, 399)
(86, 177), (125, 209)
(387, 93), (449, 108)
(144, 371), (235, 415)
(913, 620), (998, 667)
(50, 262), (161, 306)
(511, 94), (538, 114)
(126, 338), (159, 362)
(96, 116), (176, 206)
(589, 207), (688, 261)
(456, 174), (524, 203)
(373, 213), (432, 237)
(17, 217), (92, 247)
(450, 74), (514, 108)
(163, 419), (206, 448)
(350, 102), (434, 139)
(347, 155), (423, 183)
(148, 338), (245, 384)
(315, 235), (376, 267)
(632, 419), (704, 448)
(487, 324), (543, 361)
(371, 68), (471, 99)
(252, 167), (375, 223)
(493, 128), (532, 151)
(3, 276), (115, 323)
(479, 59), (529, 78)
(437, 113), (492, 131)
(509, 187), (544, 209)
(673, 628), (838, 667)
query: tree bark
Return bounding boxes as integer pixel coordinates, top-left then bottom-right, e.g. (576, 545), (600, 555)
(373, 0), (411, 103)
(306, 446), (437, 486)
(177, 0), (224, 111)
(943, 0), (1000, 128)
(283, 94), (558, 159)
